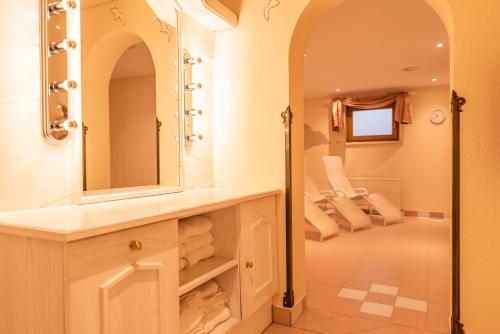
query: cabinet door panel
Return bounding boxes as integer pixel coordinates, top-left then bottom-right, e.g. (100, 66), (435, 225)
(67, 221), (179, 334)
(101, 263), (165, 334)
(239, 196), (278, 320)
(251, 218), (274, 294)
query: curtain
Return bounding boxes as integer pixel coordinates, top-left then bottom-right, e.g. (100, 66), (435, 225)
(331, 92), (413, 131)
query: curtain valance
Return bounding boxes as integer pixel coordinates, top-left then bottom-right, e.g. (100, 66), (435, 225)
(331, 92), (413, 131)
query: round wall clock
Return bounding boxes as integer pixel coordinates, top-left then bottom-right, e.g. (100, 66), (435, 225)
(430, 109), (446, 124)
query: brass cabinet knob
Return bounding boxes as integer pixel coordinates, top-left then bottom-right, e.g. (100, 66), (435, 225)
(246, 261), (254, 269)
(129, 240), (143, 252)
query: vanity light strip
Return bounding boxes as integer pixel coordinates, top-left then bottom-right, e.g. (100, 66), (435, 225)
(48, 0), (77, 17)
(186, 134), (203, 142)
(185, 109), (203, 116)
(49, 39), (77, 56)
(184, 56), (202, 66)
(185, 83), (203, 91)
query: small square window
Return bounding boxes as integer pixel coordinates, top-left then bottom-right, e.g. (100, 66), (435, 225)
(346, 105), (399, 143)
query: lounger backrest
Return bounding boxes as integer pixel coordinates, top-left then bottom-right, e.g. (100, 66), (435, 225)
(323, 156), (356, 197)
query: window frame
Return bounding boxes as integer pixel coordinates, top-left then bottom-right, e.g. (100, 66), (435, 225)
(345, 104), (400, 143)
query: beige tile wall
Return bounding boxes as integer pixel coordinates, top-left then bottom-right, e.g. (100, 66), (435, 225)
(0, 0), (72, 212)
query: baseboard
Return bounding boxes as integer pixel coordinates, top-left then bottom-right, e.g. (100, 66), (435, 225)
(272, 294), (307, 326)
(404, 210), (449, 219)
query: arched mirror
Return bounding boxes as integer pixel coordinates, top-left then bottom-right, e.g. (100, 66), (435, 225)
(80, 0), (181, 201)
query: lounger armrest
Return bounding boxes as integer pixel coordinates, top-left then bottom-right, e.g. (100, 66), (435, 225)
(319, 190), (335, 196)
(332, 190), (347, 197)
(353, 187), (369, 195)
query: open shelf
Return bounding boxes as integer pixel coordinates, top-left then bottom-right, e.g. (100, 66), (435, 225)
(179, 257), (238, 295)
(211, 317), (240, 334)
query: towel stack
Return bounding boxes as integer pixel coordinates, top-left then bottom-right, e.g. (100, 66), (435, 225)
(180, 280), (231, 334)
(179, 216), (215, 272)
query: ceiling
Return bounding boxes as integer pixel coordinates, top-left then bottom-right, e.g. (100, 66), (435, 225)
(304, 0), (449, 98)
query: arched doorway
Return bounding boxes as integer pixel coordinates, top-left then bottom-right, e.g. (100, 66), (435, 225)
(285, 0), (462, 333)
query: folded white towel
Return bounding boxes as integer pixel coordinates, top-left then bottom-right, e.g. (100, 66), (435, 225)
(202, 307), (231, 333)
(196, 280), (220, 299)
(180, 307), (204, 334)
(179, 259), (187, 271)
(184, 232), (214, 253)
(203, 292), (227, 313)
(184, 307), (230, 334)
(180, 280), (220, 312)
(180, 281), (229, 334)
(185, 244), (215, 267)
(179, 244), (187, 259)
(179, 216), (213, 239)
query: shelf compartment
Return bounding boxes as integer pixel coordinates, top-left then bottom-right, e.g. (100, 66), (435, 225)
(179, 257), (238, 295)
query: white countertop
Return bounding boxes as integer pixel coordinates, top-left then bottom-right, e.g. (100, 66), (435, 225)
(0, 188), (281, 242)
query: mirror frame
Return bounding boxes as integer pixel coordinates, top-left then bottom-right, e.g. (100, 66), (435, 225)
(69, 2), (185, 204)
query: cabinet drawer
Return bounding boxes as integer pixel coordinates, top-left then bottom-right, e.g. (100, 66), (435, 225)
(67, 220), (177, 280)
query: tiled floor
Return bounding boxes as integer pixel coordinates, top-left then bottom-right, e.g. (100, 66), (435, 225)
(265, 217), (450, 334)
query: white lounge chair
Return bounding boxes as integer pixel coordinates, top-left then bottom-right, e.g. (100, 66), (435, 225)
(304, 196), (339, 241)
(322, 156), (404, 225)
(305, 174), (371, 233)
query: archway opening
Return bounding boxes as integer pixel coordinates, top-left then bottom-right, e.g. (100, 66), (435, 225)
(287, 0), (455, 333)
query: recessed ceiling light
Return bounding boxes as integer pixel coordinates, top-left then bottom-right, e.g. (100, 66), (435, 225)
(436, 42), (444, 48)
(432, 78), (438, 82)
(402, 66), (419, 72)
(336, 88), (341, 92)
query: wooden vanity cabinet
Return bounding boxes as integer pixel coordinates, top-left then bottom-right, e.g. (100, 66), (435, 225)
(66, 221), (179, 334)
(0, 191), (280, 334)
(0, 220), (179, 334)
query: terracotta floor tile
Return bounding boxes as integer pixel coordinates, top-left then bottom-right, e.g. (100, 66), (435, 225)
(344, 278), (373, 291)
(320, 316), (364, 334)
(351, 316), (388, 330)
(398, 286), (428, 301)
(293, 311), (330, 333)
(308, 307), (343, 321)
(327, 296), (364, 316)
(391, 308), (427, 329)
(307, 285), (342, 310)
(426, 312), (450, 333)
(365, 292), (397, 305)
(305, 217), (450, 334)
(351, 311), (392, 325)
(427, 302), (449, 316)
(372, 275), (401, 286)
